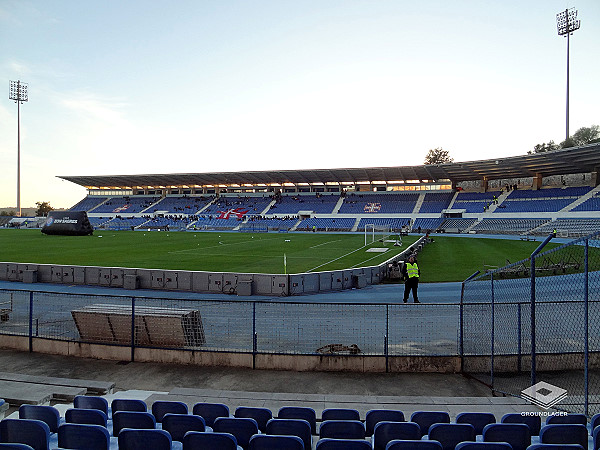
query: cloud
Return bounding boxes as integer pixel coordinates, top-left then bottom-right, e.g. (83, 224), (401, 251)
(60, 93), (129, 125)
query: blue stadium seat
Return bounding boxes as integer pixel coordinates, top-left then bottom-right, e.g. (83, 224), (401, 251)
(248, 434), (304, 450)
(112, 411), (156, 437)
(74, 395), (109, 416)
(410, 411), (450, 437)
(0, 418), (51, 450)
(385, 439), (444, 450)
(373, 421), (421, 450)
(594, 426), (600, 450)
(315, 438), (371, 450)
(590, 413), (600, 435)
(162, 413), (208, 442)
(546, 414), (587, 426)
(111, 399), (147, 417)
(151, 400), (188, 423)
(483, 423), (531, 450)
(428, 423), (476, 450)
(319, 420), (365, 440)
(456, 443), (512, 450)
(18, 405), (61, 433)
(235, 406), (273, 433)
(213, 417), (259, 450)
(265, 418), (312, 450)
(118, 428), (171, 450)
(365, 409), (406, 437)
(0, 444), (35, 450)
(193, 402), (230, 428)
(57, 423), (110, 450)
(539, 424), (588, 449)
(528, 444), (584, 450)
(456, 412), (497, 435)
(277, 407), (317, 435)
(182, 431), (241, 450)
(65, 408), (108, 427)
(321, 408), (360, 421)
(501, 413), (541, 436)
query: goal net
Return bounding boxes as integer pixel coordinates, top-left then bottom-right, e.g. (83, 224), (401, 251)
(364, 224), (397, 246)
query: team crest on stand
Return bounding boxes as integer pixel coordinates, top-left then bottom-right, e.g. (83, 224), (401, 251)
(217, 207), (249, 219)
(364, 202), (381, 213)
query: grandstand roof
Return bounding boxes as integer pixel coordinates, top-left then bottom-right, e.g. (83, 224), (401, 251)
(59, 143), (600, 189)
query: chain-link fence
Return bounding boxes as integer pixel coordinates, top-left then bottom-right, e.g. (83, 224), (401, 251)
(462, 231), (600, 415)
(0, 289), (462, 364)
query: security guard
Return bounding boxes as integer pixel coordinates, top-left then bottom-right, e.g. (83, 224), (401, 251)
(402, 255), (420, 303)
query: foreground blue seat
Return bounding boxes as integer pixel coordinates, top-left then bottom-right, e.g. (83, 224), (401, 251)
(74, 395), (109, 416)
(18, 405), (61, 434)
(386, 439), (444, 450)
(151, 400), (188, 423)
(0, 445), (35, 450)
(321, 408), (360, 422)
(193, 402), (230, 428)
(235, 407), (273, 433)
(57, 423), (110, 450)
(162, 413), (208, 442)
(319, 420), (365, 440)
(0, 418), (50, 450)
(591, 413), (600, 434)
(183, 431), (240, 450)
(265, 418), (312, 450)
(112, 411), (156, 436)
(483, 423), (531, 450)
(366, 409), (405, 437)
(501, 413), (541, 436)
(428, 423), (476, 450)
(315, 438), (371, 450)
(456, 443), (512, 450)
(546, 415), (587, 426)
(278, 407), (317, 435)
(373, 421), (421, 450)
(65, 408), (108, 427)
(528, 444), (585, 450)
(111, 399), (147, 417)
(410, 411), (450, 437)
(594, 427), (600, 450)
(248, 434), (304, 450)
(456, 412), (497, 435)
(540, 424), (588, 449)
(118, 428), (171, 450)
(213, 417), (259, 450)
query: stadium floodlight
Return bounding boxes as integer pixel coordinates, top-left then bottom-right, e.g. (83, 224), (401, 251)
(556, 8), (580, 142)
(9, 80), (29, 217)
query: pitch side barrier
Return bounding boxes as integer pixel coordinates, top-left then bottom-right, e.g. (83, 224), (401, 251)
(0, 237), (427, 295)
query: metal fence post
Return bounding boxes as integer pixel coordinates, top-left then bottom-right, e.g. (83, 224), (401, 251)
(385, 304), (389, 373)
(252, 302), (257, 370)
(28, 291), (33, 353)
(491, 273), (495, 389)
(517, 302), (522, 373)
(460, 271), (479, 374)
(131, 297), (136, 362)
(584, 239), (589, 416)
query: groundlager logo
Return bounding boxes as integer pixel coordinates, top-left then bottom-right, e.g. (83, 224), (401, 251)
(521, 381), (567, 409)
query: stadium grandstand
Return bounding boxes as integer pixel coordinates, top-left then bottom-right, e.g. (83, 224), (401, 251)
(46, 143), (600, 238)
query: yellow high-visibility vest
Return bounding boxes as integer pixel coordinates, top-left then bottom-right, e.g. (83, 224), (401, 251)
(406, 262), (419, 278)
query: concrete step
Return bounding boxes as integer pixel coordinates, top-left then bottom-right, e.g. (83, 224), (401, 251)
(0, 371), (115, 395)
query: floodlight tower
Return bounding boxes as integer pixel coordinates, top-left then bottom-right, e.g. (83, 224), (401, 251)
(9, 80), (28, 217)
(556, 8), (580, 142)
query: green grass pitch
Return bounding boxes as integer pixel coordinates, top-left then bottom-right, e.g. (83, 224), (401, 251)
(0, 229), (416, 275)
(0, 230), (562, 282)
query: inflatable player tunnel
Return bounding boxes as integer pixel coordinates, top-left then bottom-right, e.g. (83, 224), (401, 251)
(41, 211), (94, 236)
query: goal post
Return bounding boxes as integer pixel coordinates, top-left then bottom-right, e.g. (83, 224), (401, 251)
(364, 224), (395, 245)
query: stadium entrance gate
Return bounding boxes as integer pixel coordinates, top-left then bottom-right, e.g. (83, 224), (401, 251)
(461, 230), (600, 415)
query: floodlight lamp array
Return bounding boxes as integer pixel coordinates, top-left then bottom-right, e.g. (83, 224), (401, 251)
(556, 8), (580, 36)
(9, 80), (28, 102)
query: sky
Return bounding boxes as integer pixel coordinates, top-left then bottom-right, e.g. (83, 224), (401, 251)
(0, 1), (599, 210)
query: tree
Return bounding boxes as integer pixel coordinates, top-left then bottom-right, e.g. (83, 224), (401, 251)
(424, 147), (453, 165)
(571, 125), (600, 146)
(35, 201), (54, 217)
(0, 210), (15, 217)
(528, 140), (559, 155)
